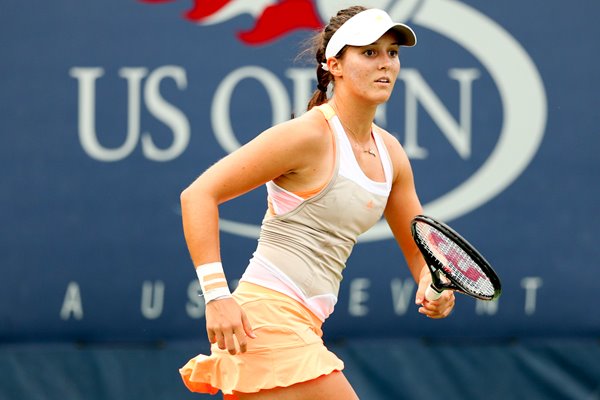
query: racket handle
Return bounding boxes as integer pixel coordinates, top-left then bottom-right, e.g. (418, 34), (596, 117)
(425, 285), (443, 301)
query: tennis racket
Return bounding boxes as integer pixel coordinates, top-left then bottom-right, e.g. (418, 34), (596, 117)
(410, 215), (501, 301)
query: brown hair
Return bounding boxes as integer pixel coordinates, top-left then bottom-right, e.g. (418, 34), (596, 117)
(306, 6), (367, 111)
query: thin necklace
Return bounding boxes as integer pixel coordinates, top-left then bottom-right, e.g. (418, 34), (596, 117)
(330, 102), (377, 157)
(344, 124), (377, 157)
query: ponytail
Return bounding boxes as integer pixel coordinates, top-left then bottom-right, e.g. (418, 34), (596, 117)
(305, 5), (367, 111)
(307, 47), (331, 110)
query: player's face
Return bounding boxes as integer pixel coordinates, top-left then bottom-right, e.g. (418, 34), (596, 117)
(336, 32), (401, 104)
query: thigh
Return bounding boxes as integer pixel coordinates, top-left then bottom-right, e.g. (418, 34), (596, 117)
(234, 371), (359, 400)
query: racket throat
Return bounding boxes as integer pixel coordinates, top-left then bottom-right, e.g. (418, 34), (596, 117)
(425, 270), (446, 301)
(432, 270), (448, 291)
(430, 283), (444, 293)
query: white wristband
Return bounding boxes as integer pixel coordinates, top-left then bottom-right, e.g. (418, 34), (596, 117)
(196, 262), (232, 304)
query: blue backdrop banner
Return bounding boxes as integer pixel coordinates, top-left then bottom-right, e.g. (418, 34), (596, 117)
(1, 0), (598, 343)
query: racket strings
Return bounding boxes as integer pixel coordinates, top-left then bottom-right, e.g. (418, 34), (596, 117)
(416, 223), (495, 298)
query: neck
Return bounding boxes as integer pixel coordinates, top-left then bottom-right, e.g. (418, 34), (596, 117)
(329, 96), (377, 140)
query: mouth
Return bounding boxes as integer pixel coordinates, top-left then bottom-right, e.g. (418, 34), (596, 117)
(374, 77), (391, 84)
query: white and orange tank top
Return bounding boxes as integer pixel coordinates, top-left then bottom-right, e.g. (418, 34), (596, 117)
(239, 103), (393, 321)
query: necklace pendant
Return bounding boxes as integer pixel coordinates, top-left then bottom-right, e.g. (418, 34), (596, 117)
(366, 148), (376, 157)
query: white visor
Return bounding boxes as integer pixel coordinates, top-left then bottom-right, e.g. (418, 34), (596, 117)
(324, 8), (417, 62)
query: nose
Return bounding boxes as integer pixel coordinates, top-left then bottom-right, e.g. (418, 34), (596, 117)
(379, 54), (393, 70)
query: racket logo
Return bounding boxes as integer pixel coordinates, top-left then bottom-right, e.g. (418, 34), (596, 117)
(429, 231), (486, 283)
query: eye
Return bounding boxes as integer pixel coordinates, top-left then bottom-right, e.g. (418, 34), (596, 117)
(388, 49), (399, 58)
(364, 49), (377, 57)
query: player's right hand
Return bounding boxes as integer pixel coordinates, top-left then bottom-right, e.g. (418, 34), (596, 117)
(205, 297), (256, 354)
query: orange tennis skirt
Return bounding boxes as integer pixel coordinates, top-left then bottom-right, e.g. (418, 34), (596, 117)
(179, 282), (344, 398)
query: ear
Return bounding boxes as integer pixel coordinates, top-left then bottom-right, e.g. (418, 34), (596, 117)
(327, 57), (343, 77)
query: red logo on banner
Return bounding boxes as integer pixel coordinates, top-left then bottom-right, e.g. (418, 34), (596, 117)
(140, 0), (323, 45)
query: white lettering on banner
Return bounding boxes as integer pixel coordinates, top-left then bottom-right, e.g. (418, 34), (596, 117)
(60, 281), (84, 320)
(348, 278), (371, 317)
(57, 276), (543, 325)
(70, 65), (490, 167)
(211, 67), (479, 156)
(391, 278), (415, 316)
(521, 277), (543, 316)
(69, 66), (190, 162)
(400, 68), (480, 159)
(212, 66), (290, 154)
(70, 67), (143, 161)
(141, 280), (165, 319)
(141, 66), (190, 161)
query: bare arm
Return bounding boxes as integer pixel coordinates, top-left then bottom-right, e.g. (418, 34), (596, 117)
(381, 132), (455, 319)
(382, 137), (426, 280)
(180, 109), (332, 352)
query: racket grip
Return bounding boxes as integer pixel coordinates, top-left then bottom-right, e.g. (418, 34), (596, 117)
(425, 285), (443, 301)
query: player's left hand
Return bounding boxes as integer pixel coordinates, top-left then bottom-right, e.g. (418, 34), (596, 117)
(415, 273), (455, 319)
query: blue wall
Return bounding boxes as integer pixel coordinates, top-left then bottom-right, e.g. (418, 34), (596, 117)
(1, 0), (599, 344)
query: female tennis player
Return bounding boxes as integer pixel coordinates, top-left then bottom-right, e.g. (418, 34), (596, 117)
(179, 6), (455, 399)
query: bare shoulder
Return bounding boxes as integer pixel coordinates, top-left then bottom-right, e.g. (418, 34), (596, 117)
(277, 107), (329, 144)
(373, 124), (402, 152)
(263, 107), (331, 157)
